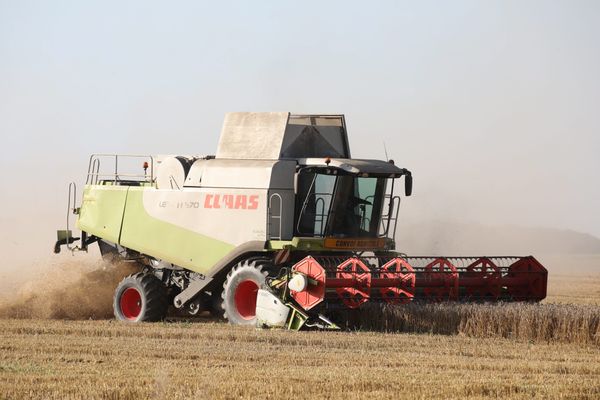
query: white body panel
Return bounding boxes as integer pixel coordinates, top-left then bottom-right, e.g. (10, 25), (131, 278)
(171, 158), (298, 242)
(143, 188), (268, 246)
(185, 159), (285, 189)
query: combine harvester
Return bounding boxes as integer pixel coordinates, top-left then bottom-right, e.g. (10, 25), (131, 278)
(55, 113), (547, 329)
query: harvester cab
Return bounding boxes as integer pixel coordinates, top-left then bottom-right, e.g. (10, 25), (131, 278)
(55, 112), (547, 329)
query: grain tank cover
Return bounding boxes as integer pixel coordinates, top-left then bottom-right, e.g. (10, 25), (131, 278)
(215, 112), (350, 160)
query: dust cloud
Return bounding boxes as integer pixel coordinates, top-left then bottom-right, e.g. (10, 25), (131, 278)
(0, 207), (140, 320)
(397, 220), (600, 256)
(0, 257), (138, 320)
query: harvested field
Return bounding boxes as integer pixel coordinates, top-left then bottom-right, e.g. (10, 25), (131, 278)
(1, 318), (600, 400)
(0, 256), (599, 399)
(547, 273), (600, 305)
(353, 303), (600, 345)
(542, 254), (600, 305)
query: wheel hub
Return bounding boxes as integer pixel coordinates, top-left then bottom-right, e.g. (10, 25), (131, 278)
(234, 280), (259, 320)
(120, 287), (142, 320)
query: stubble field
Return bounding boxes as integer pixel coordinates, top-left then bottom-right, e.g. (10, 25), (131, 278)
(0, 255), (599, 399)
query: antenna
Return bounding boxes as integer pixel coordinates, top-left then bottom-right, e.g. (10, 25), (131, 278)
(383, 141), (389, 161)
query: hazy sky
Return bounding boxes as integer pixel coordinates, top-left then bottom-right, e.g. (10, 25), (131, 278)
(1, 0), (599, 257)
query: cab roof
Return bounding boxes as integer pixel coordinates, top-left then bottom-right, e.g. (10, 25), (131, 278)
(298, 158), (409, 177)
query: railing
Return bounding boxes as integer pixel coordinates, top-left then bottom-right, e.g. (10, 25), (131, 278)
(379, 194), (401, 239)
(86, 154), (155, 185)
(65, 182), (78, 251)
(314, 195), (330, 236)
(296, 192), (333, 236)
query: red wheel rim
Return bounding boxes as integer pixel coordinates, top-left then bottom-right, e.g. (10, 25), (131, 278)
(234, 280), (259, 320)
(120, 287), (142, 320)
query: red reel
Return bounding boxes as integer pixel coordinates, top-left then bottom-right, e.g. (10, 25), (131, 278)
(464, 257), (502, 300)
(335, 258), (371, 309)
(290, 256), (326, 310)
(379, 258), (415, 304)
(507, 257), (547, 301)
(422, 258), (459, 301)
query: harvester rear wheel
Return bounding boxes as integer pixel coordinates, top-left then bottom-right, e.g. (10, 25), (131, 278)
(113, 273), (168, 322)
(221, 259), (269, 325)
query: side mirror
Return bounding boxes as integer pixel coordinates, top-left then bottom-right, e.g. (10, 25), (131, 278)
(405, 173), (413, 196)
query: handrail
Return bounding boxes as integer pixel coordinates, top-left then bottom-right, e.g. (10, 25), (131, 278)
(268, 193), (283, 240)
(296, 192), (333, 236)
(86, 154), (155, 185)
(66, 182), (78, 252)
(314, 196), (327, 236)
(379, 195), (401, 239)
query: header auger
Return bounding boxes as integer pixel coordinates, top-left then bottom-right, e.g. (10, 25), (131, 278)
(55, 112), (547, 330)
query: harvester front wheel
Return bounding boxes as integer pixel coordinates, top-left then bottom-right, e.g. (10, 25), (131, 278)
(221, 260), (269, 325)
(113, 273), (168, 322)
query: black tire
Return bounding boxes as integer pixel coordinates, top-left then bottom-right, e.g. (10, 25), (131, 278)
(221, 260), (269, 325)
(113, 272), (168, 322)
(208, 290), (224, 318)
